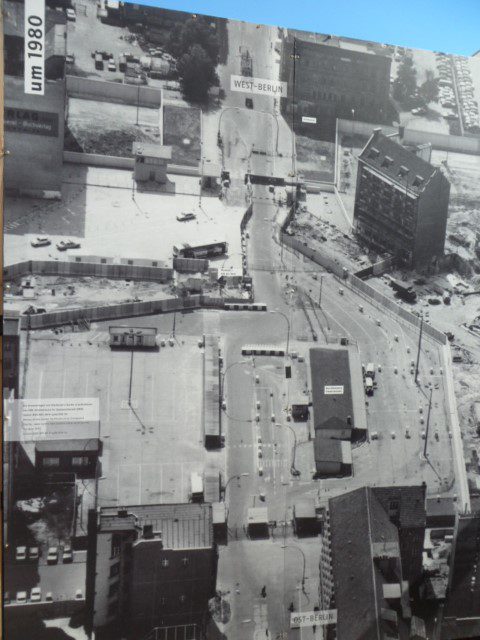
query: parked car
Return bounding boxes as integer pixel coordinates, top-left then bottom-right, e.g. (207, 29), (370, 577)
(31, 237), (51, 248)
(57, 240), (81, 251)
(176, 212), (196, 222)
(108, 59), (116, 72)
(75, 589), (84, 600)
(28, 546), (40, 561)
(16, 591), (27, 604)
(62, 546), (73, 563)
(245, 98), (254, 109)
(15, 546), (27, 561)
(47, 547), (59, 564)
(30, 588), (41, 603)
(66, 7), (76, 21)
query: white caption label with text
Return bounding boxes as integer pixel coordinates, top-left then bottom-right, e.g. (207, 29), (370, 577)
(25, 0), (45, 95)
(290, 610), (337, 628)
(231, 75), (287, 97)
(324, 385), (344, 395)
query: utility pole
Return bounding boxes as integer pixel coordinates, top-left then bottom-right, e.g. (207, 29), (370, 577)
(318, 275), (323, 307)
(423, 387), (434, 459)
(415, 315), (423, 384)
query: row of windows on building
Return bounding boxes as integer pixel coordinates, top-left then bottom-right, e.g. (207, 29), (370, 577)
(42, 456), (90, 467)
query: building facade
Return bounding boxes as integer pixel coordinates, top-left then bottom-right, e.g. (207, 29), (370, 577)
(88, 503), (217, 639)
(319, 485), (427, 640)
(354, 129), (451, 268)
(4, 0), (67, 198)
(280, 36), (392, 140)
(441, 512), (480, 639)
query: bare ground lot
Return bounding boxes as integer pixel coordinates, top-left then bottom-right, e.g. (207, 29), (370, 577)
(66, 98), (161, 156)
(5, 167), (245, 270)
(295, 136), (335, 182)
(163, 104), (202, 166)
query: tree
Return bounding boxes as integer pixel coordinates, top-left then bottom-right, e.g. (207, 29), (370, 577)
(177, 44), (219, 103)
(419, 70), (439, 104)
(167, 17), (219, 62)
(392, 56), (417, 105)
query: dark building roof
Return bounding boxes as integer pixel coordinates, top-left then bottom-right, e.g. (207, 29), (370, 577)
(328, 485), (426, 640)
(359, 130), (438, 195)
(310, 348), (354, 433)
(373, 485), (427, 529)
(314, 436), (343, 463)
(443, 513), (480, 627)
(99, 503), (213, 549)
(426, 497), (456, 523)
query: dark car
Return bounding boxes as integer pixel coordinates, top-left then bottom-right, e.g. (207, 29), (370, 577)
(57, 240), (81, 251)
(245, 98), (253, 109)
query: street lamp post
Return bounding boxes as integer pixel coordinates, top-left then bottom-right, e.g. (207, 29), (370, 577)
(222, 473), (249, 502)
(220, 360), (249, 406)
(270, 310), (290, 355)
(276, 423), (299, 476)
(281, 544), (306, 593)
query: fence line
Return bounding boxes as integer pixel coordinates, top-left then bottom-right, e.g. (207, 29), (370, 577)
(20, 295), (227, 330)
(4, 260), (173, 283)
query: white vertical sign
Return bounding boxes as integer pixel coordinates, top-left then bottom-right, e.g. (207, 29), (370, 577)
(24, 0), (45, 95)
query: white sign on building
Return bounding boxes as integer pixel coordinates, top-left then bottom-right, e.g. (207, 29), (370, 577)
(230, 75), (288, 97)
(324, 385), (344, 395)
(290, 609), (338, 628)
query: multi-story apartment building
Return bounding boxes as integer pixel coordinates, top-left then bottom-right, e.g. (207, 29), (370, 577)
(87, 503), (217, 639)
(280, 36), (392, 140)
(319, 485), (427, 640)
(354, 129), (451, 268)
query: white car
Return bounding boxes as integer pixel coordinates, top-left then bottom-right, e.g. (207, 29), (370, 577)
(15, 546), (27, 561)
(30, 587), (41, 603)
(66, 7), (76, 21)
(16, 591), (27, 604)
(47, 546), (59, 564)
(108, 59), (116, 72)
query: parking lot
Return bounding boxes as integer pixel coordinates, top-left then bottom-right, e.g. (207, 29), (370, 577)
(23, 331), (223, 507)
(4, 167), (245, 270)
(65, 0), (145, 81)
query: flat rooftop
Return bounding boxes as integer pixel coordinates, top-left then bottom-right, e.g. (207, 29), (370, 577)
(132, 142), (172, 160)
(309, 347), (354, 432)
(99, 503), (213, 549)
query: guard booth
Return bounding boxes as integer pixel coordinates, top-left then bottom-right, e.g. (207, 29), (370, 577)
(247, 507), (269, 539)
(201, 162), (221, 194)
(212, 502), (228, 545)
(291, 395), (310, 421)
(293, 498), (319, 537)
(132, 142), (172, 184)
(109, 326), (158, 350)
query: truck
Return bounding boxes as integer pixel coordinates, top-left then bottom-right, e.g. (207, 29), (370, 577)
(94, 53), (104, 70)
(365, 362), (375, 380)
(389, 278), (417, 303)
(174, 241), (228, 259)
(190, 472), (204, 503)
(364, 376), (374, 396)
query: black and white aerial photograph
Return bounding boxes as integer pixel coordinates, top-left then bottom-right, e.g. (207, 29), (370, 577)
(3, 0), (480, 639)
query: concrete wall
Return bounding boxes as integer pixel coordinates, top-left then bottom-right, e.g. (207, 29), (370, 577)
(4, 76), (65, 196)
(19, 295), (228, 330)
(337, 118), (397, 139)
(402, 128), (480, 155)
(66, 75), (162, 107)
(4, 260), (173, 283)
(63, 151), (134, 169)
